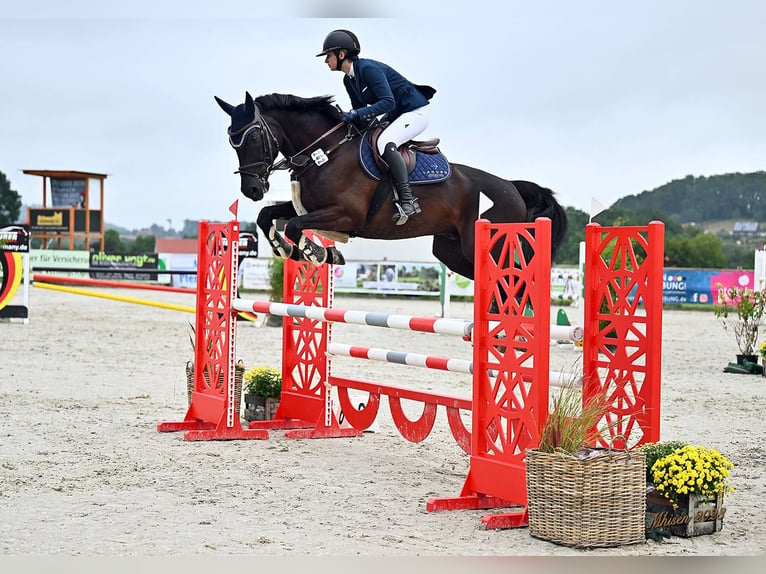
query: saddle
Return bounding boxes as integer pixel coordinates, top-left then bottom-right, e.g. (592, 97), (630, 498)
(358, 126), (452, 184)
(368, 126), (441, 174)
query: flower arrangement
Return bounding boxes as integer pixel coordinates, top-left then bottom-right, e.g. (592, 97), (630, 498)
(243, 365), (282, 398)
(638, 440), (688, 482)
(713, 283), (766, 356)
(649, 444), (734, 508)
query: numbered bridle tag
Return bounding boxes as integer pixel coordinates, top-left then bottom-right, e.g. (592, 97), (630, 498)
(311, 149), (329, 166)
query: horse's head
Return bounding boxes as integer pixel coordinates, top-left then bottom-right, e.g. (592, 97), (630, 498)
(215, 91), (278, 202)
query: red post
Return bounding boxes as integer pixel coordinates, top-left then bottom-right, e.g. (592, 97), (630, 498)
(427, 218), (552, 528)
(248, 231), (360, 439)
(157, 220), (268, 440)
(582, 221), (664, 447)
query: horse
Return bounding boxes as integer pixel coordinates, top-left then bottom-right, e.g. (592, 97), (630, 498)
(214, 91), (567, 280)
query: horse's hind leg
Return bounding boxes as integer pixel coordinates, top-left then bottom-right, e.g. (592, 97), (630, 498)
(432, 235), (474, 279)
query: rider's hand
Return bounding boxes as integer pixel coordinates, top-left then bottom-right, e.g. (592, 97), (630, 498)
(341, 109), (360, 124)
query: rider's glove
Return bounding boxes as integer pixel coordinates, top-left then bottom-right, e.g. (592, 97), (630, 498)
(340, 109), (360, 124)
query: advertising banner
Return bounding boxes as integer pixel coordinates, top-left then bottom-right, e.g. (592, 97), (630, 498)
(0, 225), (30, 253)
(89, 252), (159, 280)
(663, 269), (756, 305)
(28, 208), (71, 233)
(334, 261), (442, 295)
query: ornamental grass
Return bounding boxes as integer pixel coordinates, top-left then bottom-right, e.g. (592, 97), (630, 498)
(537, 375), (612, 455)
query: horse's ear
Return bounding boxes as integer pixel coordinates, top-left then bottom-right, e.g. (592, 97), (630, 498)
(214, 96), (235, 116)
(244, 91), (255, 117)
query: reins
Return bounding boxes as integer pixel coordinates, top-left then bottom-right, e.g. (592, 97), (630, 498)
(232, 113), (360, 184)
(272, 121), (354, 173)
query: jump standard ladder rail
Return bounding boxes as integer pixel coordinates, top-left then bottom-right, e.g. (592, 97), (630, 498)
(157, 217), (664, 530)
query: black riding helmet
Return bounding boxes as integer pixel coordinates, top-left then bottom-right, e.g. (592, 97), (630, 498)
(316, 29), (360, 58)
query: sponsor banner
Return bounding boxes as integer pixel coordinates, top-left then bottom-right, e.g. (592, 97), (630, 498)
(29, 208), (71, 232)
(0, 225), (30, 253)
(89, 252), (159, 280)
(334, 261), (442, 295)
(166, 253), (198, 289)
(29, 249), (90, 272)
(663, 269), (756, 305)
(238, 232), (259, 262)
(447, 272), (474, 297)
(239, 258), (270, 290)
(27, 208), (101, 233)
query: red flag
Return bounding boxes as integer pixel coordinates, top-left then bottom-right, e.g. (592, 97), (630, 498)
(229, 200), (239, 219)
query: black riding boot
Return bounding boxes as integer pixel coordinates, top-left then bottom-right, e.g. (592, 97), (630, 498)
(382, 143), (421, 225)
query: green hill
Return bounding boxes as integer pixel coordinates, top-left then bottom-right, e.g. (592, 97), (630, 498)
(611, 171), (766, 225)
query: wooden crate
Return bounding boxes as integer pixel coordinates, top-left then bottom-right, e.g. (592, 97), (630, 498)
(646, 487), (726, 537)
(244, 394), (280, 421)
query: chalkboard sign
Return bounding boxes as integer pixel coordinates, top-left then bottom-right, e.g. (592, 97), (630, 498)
(51, 178), (86, 207)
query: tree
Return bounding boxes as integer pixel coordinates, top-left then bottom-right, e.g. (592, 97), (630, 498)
(0, 170), (22, 226)
(101, 229), (125, 253)
(181, 219), (199, 238)
(554, 207), (589, 264)
(129, 235), (156, 254)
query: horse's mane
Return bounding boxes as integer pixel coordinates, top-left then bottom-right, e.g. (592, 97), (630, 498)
(255, 93), (340, 123)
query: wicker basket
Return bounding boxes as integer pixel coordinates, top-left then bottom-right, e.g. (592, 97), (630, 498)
(185, 360), (244, 416)
(525, 447), (646, 548)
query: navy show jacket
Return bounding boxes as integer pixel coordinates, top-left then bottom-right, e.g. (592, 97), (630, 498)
(343, 58), (436, 123)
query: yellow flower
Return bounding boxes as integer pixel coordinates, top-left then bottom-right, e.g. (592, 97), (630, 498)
(650, 444), (734, 507)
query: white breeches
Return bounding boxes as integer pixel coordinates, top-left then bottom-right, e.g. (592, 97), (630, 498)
(377, 108), (429, 154)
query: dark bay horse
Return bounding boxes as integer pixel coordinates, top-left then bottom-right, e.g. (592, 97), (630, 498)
(214, 91), (567, 280)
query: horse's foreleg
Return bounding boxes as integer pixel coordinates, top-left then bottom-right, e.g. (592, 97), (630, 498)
(257, 202), (302, 260)
(297, 235), (328, 266)
(267, 225), (295, 259)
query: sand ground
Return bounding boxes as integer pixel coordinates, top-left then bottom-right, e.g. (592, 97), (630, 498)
(0, 286), (764, 556)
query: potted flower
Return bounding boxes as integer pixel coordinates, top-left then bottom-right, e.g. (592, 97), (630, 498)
(185, 322), (245, 413)
(713, 283), (766, 364)
(642, 442), (734, 538)
(243, 365), (282, 421)
(760, 341), (766, 377)
(525, 380), (646, 548)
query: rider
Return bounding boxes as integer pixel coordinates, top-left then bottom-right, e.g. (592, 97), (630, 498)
(316, 29), (436, 225)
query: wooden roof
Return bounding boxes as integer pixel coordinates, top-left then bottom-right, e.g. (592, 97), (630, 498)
(155, 238), (199, 254)
(22, 169), (108, 179)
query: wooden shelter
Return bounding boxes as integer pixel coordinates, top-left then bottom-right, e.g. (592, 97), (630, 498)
(23, 169), (107, 251)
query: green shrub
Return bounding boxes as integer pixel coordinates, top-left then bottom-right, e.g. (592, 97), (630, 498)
(638, 440), (688, 482)
(243, 366), (282, 398)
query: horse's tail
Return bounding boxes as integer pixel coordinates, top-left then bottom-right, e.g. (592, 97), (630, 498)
(514, 181), (569, 263)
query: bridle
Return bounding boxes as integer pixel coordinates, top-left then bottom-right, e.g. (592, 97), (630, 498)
(227, 112), (358, 188)
(228, 118), (280, 189)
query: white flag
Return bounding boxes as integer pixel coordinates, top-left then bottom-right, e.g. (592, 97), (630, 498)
(589, 197), (607, 222)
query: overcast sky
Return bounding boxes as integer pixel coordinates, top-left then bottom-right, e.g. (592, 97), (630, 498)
(2, 1), (765, 235)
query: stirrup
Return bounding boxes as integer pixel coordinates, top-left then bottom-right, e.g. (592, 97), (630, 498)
(392, 201), (419, 226)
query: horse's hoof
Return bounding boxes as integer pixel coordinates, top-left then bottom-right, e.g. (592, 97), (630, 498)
(298, 235), (327, 266)
(327, 247), (345, 266)
(273, 244), (293, 259)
